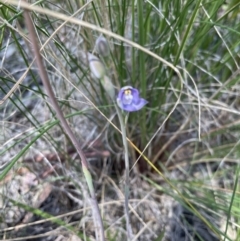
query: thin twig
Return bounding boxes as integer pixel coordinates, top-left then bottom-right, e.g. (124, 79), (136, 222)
(23, 6), (105, 241)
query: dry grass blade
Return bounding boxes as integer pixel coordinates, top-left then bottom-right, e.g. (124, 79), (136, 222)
(22, 5), (105, 241)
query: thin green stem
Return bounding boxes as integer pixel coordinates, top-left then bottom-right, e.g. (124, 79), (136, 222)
(223, 163), (240, 241)
(115, 104), (132, 241)
(137, 0), (147, 146)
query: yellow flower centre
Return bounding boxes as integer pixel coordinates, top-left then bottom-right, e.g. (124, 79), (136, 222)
(124, 89), (132, 95)
(123, 89), (133, 105)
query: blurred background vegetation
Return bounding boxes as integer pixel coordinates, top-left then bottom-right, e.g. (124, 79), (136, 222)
(0, 0), (240, 240)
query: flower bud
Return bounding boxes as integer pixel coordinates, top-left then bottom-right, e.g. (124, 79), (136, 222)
(88, 53), (105, 79)
(96, 36), (110, 57)
(102, 75), (115, 100)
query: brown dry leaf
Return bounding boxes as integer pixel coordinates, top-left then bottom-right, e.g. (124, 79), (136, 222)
(0, 167), (39, 225)
(21, 183), (52, 223)
(67, 234), (82, 241)
(32, 183), (52, 208)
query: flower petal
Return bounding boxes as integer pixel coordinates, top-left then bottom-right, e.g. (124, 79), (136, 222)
(122, 93), (133, 105)
(131, 88), (140, 103)
(121, 98), (147, 112)
(133, 98), (148, 111)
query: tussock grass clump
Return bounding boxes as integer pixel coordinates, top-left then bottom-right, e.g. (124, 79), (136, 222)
(0, 1), (240, 240)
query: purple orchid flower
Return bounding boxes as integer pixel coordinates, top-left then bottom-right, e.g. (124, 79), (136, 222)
(117, 86), (148, 112)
